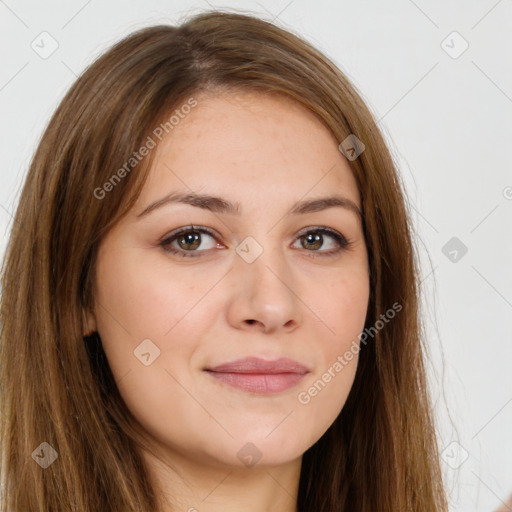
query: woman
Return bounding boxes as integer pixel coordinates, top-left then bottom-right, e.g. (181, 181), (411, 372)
(0, 10), (449, 511)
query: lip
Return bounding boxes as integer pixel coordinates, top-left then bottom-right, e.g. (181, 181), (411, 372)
(203, 357), (310, 394)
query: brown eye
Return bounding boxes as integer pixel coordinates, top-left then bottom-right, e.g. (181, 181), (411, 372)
(292, 227), (351, 257)
(300, 232), (323, 250)
(176, 231), (202, 250)
(160, 226), (220, 257)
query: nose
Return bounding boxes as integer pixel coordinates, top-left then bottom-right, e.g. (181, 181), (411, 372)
(224, 244), (302, 335)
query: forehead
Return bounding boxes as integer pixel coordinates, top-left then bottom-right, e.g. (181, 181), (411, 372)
(137, 90), (360, 209)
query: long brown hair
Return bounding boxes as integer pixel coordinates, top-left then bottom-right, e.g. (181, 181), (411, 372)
(0, 10), (448, 511)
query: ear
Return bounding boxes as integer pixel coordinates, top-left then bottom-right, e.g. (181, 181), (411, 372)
(83, 308), (98, 337)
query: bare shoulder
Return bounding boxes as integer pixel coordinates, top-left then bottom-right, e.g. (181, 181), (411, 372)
(493, 493), (512, 512)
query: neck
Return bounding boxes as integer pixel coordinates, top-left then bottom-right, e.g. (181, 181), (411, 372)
(142, 443), (301, 512)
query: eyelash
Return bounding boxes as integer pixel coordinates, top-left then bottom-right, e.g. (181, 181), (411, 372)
(159, 225), (353, 259)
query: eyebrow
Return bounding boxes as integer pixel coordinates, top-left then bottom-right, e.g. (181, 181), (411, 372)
(136, 191), (362, 219)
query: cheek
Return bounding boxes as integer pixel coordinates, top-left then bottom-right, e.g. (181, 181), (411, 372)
(92, 250), (187, 379)
(92, 253), (216, 447)
(309, 268), (370, 347)
(94, 246), (207, 342)
(283, 267), (368, 439)
(298, 271), (368, 419)
(93, 249), (224, 398)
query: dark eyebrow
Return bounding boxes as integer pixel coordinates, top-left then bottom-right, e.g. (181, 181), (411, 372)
(136, 192), (362, 219)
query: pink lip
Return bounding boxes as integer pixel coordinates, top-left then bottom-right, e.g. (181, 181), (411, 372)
(203, 357), (310, 394)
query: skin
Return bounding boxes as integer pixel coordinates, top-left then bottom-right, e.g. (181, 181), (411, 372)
(493, 494), (512, 512)
(85, 90), (370, 512)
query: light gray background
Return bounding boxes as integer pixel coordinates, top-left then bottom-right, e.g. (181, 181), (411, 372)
(1, 1), (511, 511)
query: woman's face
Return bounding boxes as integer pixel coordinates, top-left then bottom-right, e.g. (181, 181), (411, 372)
(87, 90), (370, 469)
